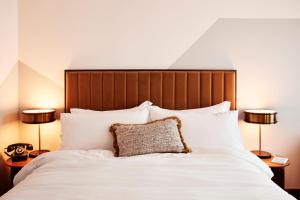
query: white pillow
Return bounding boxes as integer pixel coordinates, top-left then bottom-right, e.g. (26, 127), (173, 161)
(149, 108), (244, 150)
(60, 102), (151, 150)
(149, 101), (230, 121)
(70, 101), (152, 114)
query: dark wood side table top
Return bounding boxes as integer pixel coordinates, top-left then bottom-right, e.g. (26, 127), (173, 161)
(5, 157), (34, 168)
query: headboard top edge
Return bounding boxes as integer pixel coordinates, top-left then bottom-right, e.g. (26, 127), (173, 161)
(65, 69), (237, 72)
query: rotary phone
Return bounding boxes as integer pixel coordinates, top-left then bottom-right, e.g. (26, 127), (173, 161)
(4, 143), (33, 162)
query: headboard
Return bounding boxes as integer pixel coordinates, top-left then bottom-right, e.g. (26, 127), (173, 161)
(65, 70), (236, 112)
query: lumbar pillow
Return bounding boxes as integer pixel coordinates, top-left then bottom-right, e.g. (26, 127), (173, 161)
(60, 102), (151, 150)
(149, 108), (244, 150)
(110, 116), (191, 157)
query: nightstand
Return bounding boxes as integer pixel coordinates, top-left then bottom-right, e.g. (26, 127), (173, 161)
(5, 157), (34, 188)
(261, 155), (290, 189)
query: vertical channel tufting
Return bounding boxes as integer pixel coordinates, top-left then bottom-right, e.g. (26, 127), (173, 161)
(163, 72), (175, 109)
(138, 72), (151, 104)
(65, 72), (78, 112)
(78, 72), (91, 109)
(150, 72), (163, 107)
(90, 72), (103, 110)
(102, 72), (114, 110)
(65, 70), (236, 111)
(212, 72), (224, 105)
(175, 72), (187, 109)
(224, 72), (236, 109)
(114, 72), (126, 109)
(187, 72), (200, 109)
(126, 72), (138, 108)
(200, 72), (212, 107)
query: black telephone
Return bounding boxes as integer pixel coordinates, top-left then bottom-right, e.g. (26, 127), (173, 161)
(4, 143), (33, 162)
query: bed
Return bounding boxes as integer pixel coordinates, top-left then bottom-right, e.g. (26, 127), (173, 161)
(1, 70), (295, 200)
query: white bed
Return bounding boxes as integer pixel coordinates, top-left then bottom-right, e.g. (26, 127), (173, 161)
(2, 70), (295, 200)
(1, 148), (295, 200)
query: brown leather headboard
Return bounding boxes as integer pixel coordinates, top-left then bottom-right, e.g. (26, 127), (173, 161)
(65, 70), (236, 112)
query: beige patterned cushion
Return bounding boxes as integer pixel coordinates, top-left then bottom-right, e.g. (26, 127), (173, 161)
(110, 116), (191, 157)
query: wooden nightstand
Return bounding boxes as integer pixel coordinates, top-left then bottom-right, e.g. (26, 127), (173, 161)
(4, 157), (34, 188)
(261, 155), (290, 189)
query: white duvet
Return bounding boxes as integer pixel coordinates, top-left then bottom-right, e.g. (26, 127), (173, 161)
(1, 149), (295, 200)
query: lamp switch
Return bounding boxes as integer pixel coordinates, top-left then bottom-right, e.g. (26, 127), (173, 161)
(271, 156), (289, 164)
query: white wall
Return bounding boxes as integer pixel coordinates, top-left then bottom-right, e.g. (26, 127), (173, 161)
(18, 0), (300, 85)
(0, 0), (18, 84)
(172, 19), (300, 187)
(0, 0), (19, 194)
(16, 0), (300, 188)
(0, 0), (19, 154)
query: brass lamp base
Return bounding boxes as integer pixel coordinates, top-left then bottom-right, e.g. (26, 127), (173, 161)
(29, 150), (50, 158)
(251, 150), (272, 159)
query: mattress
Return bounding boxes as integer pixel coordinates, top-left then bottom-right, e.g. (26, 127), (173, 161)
(1, 148), (295, 200)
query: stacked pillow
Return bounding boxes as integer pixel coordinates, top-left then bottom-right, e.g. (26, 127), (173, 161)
(60, 101), (152, 150)
(60, 101), (244, 156)
(149, 103), (243, 150)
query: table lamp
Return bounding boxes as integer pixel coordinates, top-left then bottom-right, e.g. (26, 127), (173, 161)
(244, 109), (277, 159)
(21, 109), (56, 158)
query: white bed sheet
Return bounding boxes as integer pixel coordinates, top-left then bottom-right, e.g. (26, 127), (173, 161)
(1, 149), (295, 200)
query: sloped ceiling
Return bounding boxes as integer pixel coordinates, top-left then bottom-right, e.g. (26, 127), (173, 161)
(18, 0), (300, 86)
